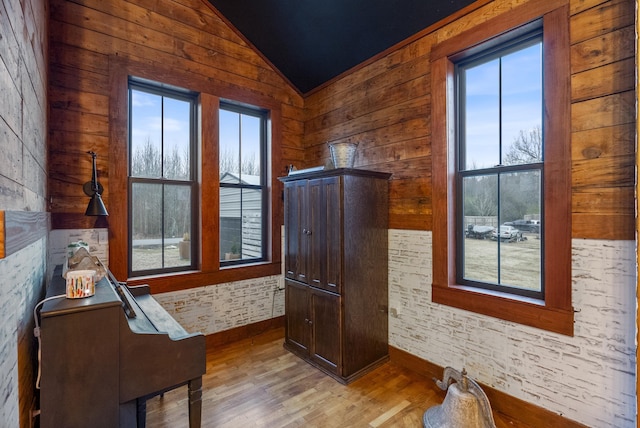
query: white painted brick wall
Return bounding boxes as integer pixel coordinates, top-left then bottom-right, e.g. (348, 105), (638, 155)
(155, 227), (286, 335)
(388, 229), (636, 428)
(47, 227), (634, 427)
(154, 276), (285, 335)
(0, 239), (47, 427)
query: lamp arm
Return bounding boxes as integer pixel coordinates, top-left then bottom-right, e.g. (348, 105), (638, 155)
(88, 151), (99, 193)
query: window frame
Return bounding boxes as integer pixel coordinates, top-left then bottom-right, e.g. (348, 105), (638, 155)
(430, 0), (573, 335)
(127, 78), (200, 277)
(218, 100), (269, 267)
(454, 26), (544, 300)
(108, 57), (282, 294)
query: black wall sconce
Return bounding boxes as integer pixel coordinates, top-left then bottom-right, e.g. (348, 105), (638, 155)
(83, 151), (109, 216)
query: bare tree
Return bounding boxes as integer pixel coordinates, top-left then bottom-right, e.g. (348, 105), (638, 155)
(464, 176), (497, 217)
(220, 147), (239, 175)
(131, 137), (161, 177)
(131, 138), (192, 239)
(130, 140), (261, 239)
(504, 125), (542, 165)
(464, 127), (542, 221)
(241, 152), (260, 175)
(220, 147), (260, 177)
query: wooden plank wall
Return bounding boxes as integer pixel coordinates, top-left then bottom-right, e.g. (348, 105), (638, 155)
(303, 0), (636, 239)
(48, 0), (304, 228)
(0, 211), (50, 259)
(1, 0), (49, 426)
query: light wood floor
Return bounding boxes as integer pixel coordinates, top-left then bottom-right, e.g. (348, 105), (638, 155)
(145, 327), (523, 427)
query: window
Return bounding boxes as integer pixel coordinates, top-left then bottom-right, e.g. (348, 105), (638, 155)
(431, 2), (573, 335)
(109, 60), (282, 291)
(128, 78), (198, 276)
(219, 101), (268, 266)
(456, 27), (543, 299)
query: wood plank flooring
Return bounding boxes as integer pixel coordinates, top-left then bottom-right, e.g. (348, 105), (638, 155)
(145, 327), (525, 427)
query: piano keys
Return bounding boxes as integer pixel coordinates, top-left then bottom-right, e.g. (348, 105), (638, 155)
(39, 265), (206, 428)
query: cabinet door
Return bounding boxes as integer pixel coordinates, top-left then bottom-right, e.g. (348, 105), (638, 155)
(285, 280), (310, 354)
(284, 180), (309, 283)
(308, 177), (342, 293)
(309, 288), (341, 375)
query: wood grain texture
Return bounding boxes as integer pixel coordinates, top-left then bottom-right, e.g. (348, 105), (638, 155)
(48, 0), (635, 250)
(636, 8), (639, 417)
(0, 211), (49, 259)
(49, 0), (303, 290)
(3, 0), (49, 426)
(571, 58), (634, 102)
(204, 316), (284, 350)
(569, 0), (635, 44)
(146, 327), (585, 428)
(301, 0), (635, 239)
(0, 211), (4, 258)
(47, 3), (303, 194)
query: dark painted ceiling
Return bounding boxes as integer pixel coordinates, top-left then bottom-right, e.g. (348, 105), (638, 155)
(208, 0), (479, 94)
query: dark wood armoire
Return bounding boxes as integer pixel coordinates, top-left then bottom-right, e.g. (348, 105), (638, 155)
(279, 168), (391, 384)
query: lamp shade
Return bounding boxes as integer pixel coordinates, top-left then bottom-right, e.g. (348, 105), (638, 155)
(84, 150), (108, 216)
(85, 192), (109, 216)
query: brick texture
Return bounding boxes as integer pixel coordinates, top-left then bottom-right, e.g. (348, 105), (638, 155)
(154, 276), (285, 336)
(388, 229), (636, 428)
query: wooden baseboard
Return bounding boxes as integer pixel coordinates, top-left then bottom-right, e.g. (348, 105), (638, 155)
(205, 316), (284, 351)
(389, 346), (588, 428)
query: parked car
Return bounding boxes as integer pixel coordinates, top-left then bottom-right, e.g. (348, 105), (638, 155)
(492, 225), (524, 242)
(465, 224), (495, 239)
(504, 219), (540, 233)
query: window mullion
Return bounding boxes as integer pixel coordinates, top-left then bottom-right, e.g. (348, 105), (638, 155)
(498, 57), (503, 167)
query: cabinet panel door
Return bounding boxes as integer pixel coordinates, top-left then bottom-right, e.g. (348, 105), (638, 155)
(285, 280), (310, 354)
(284, 181), (309, 283)
(323, 177), (342, 291)
(309, 288), (341, 374)
(308, 177), (342, 293)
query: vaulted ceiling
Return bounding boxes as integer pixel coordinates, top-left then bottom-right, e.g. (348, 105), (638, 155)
(207, 0), (479, 94)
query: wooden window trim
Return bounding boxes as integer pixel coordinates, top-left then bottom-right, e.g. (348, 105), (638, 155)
(431, 0), (573, 335)
(108, 56), (282, 294)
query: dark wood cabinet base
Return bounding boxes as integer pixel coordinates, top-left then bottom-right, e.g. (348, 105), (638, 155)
(284, 342), (390, 385)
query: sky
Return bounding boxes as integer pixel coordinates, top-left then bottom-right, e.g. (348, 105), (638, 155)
(130, 41), (540, 177)
(130, 89), (191, 177)
(131, 89), (261, 180)
(462, 41), (542, 170)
